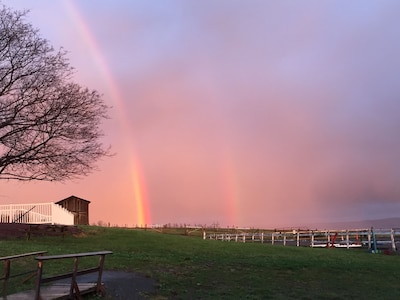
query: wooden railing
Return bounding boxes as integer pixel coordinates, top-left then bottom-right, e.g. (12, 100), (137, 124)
(0, 251), (47, 297)
(35, 250), (113, 300)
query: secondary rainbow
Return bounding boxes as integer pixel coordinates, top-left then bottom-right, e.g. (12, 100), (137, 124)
(219, 146), (240, 227)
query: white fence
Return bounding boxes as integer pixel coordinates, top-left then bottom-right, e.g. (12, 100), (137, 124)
(204, 228), (400, 251)
(0, 203), (74, 225)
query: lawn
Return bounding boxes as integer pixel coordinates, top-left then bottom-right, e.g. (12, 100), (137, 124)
(1, 226), (400, 299)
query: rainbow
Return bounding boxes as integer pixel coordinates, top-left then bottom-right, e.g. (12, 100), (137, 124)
(63, 0), (151, 225)
(220, 148), (240, 227)
(130, 155), (151, 226)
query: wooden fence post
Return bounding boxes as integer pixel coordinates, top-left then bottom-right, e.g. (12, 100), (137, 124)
(35, 261), (43, 300)
(2, 260), (10, 297)
(70, 257), (80, 298)
(96, 254), (106, 295)
(296, 231), (300, 247)
(261, 232), (264, 244)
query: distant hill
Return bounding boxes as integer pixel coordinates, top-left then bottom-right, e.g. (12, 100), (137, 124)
(302, 217), (400, 230)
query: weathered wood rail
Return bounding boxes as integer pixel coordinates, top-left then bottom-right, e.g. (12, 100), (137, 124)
(203, 228), (400, 251)
(2, 250), (112, 300)
(0, 251), (47, 297)
(35, 251), (113, 300)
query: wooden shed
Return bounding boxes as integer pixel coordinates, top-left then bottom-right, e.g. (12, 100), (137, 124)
(55, 196), (90, 225)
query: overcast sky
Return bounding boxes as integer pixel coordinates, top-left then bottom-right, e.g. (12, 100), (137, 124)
(1, 0), (400, 228)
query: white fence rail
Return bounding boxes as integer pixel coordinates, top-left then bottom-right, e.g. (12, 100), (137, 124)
(0, 203), (74, 225)
(203, 228), (400, 252)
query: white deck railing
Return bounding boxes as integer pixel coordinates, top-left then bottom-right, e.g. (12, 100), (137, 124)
(0, 203), (74, 225)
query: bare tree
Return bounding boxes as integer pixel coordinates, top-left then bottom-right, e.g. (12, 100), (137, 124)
(0, 5), (110, 181)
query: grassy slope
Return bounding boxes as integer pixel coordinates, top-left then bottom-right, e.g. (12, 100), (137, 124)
(1, 226), (400, 299)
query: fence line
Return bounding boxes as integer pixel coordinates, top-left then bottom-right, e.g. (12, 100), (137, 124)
(0, 203), (74, 225)
(203, 228), (400, 251)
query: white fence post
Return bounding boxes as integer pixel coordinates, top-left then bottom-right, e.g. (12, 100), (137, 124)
(391, 228), (396, 251)
(368, 229), (371, 249)
(311, 231), (314, 247)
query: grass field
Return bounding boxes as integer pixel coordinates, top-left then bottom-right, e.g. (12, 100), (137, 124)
(1, 226), (400, 299)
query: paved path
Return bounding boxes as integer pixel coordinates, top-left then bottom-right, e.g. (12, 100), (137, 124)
(96, 270), (157, 299)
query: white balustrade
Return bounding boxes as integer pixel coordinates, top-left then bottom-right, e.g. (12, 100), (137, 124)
(0, 203), (74, 225)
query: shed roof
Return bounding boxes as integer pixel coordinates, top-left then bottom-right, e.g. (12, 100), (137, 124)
(55, 195), (91, 204)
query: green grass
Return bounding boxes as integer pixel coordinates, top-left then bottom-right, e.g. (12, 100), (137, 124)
(1, 226), (400, 299)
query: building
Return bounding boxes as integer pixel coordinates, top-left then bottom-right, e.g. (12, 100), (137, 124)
(55, 196), (90, 225)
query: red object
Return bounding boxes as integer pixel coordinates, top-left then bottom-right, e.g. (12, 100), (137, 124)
(327, 232), (338, 248)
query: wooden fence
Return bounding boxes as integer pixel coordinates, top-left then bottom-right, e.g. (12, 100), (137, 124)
(203, 227), (400, 251)
(0, 251), (47, 297)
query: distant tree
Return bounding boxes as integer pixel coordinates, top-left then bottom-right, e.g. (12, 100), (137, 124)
(0, 5), (110, 181)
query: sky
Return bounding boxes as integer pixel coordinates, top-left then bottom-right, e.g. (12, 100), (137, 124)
(1, 0), (400, 228)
